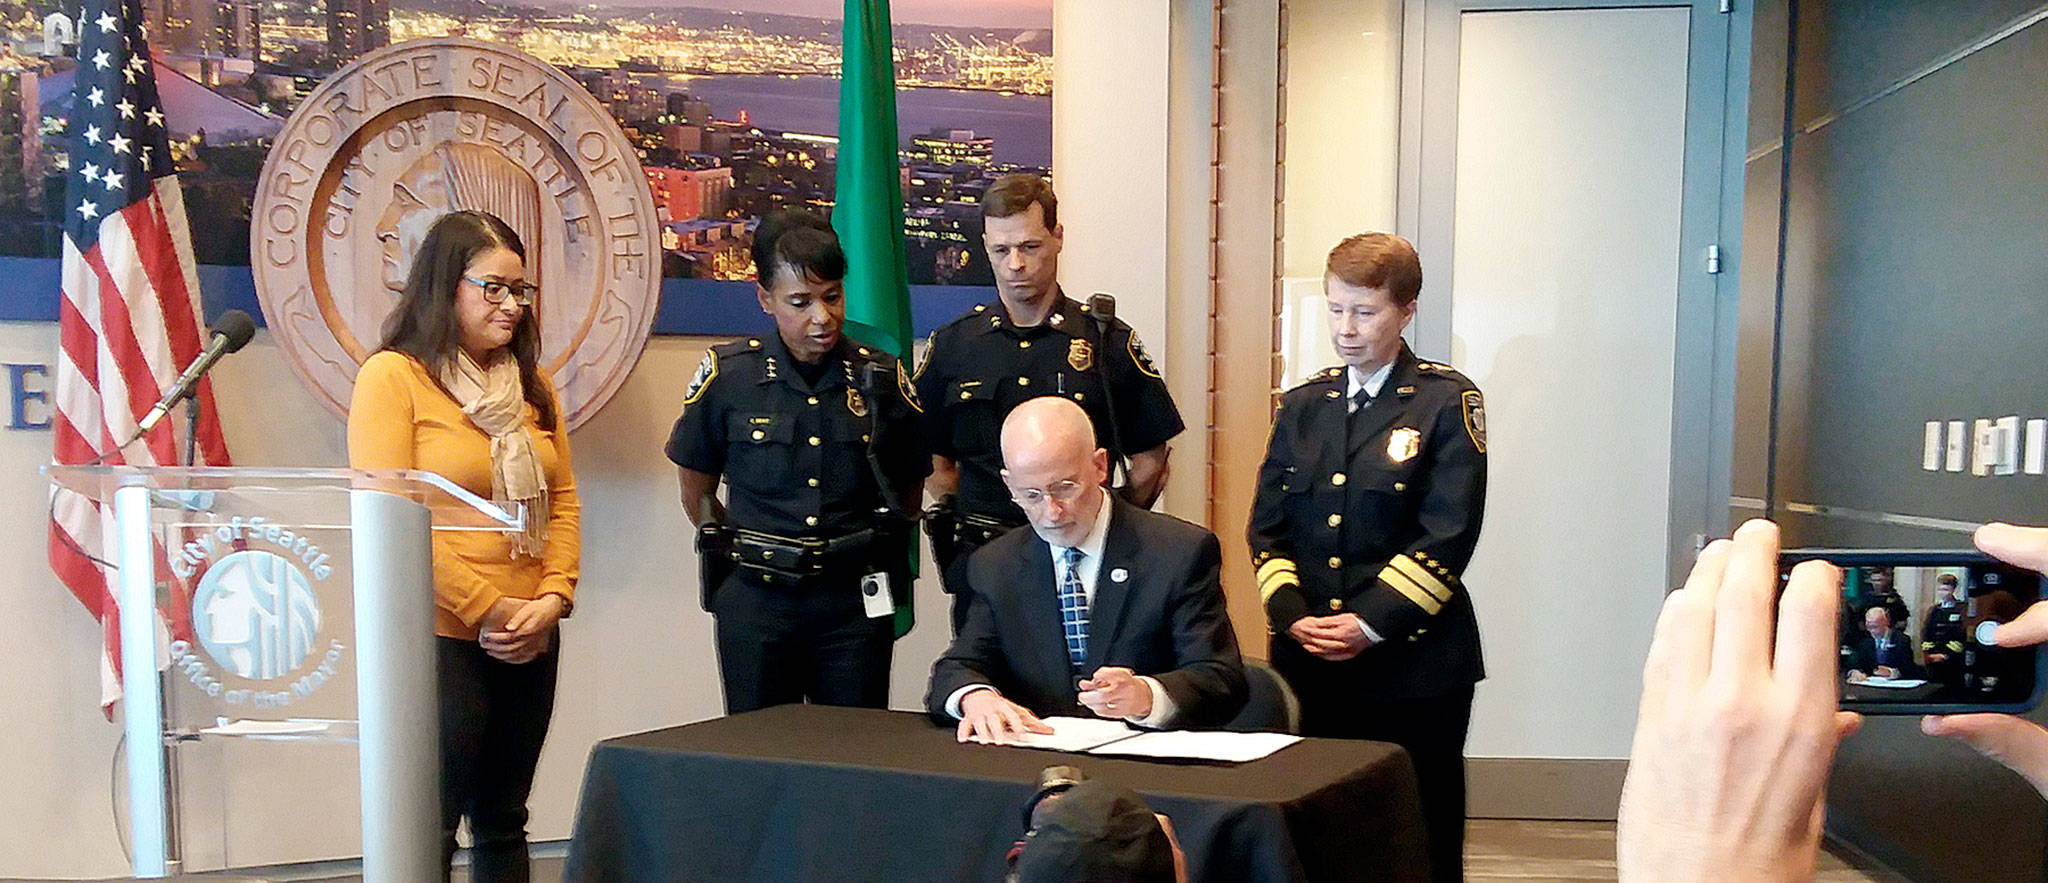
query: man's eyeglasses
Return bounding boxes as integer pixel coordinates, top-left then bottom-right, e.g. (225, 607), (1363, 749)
(1008, 479), (1088, 508)
(464, 275), (538, 306)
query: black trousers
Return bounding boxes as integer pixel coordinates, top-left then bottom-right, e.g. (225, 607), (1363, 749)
(713, 573), (893, 714)
(438, 635), (559, 883)
(1298, 684), (1474, 883)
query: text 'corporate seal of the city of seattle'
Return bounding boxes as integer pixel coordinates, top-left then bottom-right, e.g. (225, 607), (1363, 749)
(251, 38), (660, 430)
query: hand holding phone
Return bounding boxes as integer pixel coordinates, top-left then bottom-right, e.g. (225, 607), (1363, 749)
(1619, 520), (1859, 881)
(1777, 543), (2047, 715)
(1923, 524), (2048, 799)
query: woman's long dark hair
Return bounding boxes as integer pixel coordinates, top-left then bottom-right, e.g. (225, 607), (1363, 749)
(380, 210), (557, 430)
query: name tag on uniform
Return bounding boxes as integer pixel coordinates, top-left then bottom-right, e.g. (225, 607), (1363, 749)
(861, 572), (893, 619)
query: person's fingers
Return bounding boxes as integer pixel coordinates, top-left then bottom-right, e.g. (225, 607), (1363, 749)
(1653, 538), (1731, 688)
(998, 701), (1049, 738)
(1017, 705), (1053, 734)
(1989, 601), (2048, 649)
(1774, 559), (1843, 707)
(956, 715), (973, 742)
(1976, 523), (2048, 574)
(503, 605), (534, 634)
(1835, 711), (1863, 744)
(1636, 541), (1728, 724)
(1710, 520), (1782, 684)
(1923, 713), (2048, 796)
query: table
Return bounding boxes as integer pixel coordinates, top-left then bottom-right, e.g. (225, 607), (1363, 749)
(564, 705), (1428, 882)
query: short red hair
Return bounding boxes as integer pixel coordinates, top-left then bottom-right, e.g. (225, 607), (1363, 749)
(1325, 233), (1422, 306)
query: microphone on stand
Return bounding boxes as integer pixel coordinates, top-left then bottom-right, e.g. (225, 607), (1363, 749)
(136, 309), (256, 435)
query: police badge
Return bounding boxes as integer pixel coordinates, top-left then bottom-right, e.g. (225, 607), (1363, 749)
(847, 388), (869, 418)
(1067, 338), (1094, 371)
(1387, 427), (1422, 464)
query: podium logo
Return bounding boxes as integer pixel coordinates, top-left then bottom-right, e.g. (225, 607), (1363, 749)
(169, 516), (347, 707)
(251, 38), (661, 431)
(192, 550), (322, 681)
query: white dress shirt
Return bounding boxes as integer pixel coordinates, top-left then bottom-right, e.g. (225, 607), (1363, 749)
(1346, 361), (1394, 412)
(1340, 361), (1394, 645)
(946, 489), (1179, 726)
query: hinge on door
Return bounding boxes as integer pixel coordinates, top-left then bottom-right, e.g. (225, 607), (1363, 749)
(1705, 244), (1723, 274)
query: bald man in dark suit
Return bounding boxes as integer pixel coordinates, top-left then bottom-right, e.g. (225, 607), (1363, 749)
(926, 396), (1245, 740)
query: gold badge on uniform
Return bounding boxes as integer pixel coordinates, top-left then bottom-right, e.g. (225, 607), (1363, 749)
(1067, 338), (1094, 371)
(846, 388), (869, 418)
(1387, 427), (1421, 464)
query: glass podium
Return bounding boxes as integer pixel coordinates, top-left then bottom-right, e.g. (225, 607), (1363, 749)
(47, 466), (524, 882)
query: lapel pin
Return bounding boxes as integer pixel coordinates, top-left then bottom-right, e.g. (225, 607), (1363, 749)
(1110, 568), (1129, 583)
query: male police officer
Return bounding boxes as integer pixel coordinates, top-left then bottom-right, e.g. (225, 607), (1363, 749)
(667, 211), (927, 713)
(917, 174), (1183, 632)
(1248, 233), (1486, 882)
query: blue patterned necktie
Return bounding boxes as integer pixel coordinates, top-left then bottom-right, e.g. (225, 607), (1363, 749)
(1058, 546), (1090, 673)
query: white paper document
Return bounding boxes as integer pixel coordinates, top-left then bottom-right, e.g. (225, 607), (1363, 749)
(977, 716), (1302, 762)
(1084, 730), (1303, 763)
(1855, 677), (1927, 689)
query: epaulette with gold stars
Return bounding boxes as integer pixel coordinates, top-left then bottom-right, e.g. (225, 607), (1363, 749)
(1281, 366), (1345, 395)
(1414, 361), (1476, 387)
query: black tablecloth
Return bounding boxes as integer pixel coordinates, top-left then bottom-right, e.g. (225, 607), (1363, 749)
(564, 704), (1428, 883)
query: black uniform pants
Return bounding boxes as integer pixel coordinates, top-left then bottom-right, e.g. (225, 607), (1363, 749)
(1278, 638), (1473, 883)
(438, 634), (559, 883)
(713, 572), (894, 714)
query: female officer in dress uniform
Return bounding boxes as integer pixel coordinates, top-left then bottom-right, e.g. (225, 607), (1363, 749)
(1248, 232), (1487, 882)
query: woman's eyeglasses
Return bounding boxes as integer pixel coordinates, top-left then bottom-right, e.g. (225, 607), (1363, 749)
(464, 275), (538, 306)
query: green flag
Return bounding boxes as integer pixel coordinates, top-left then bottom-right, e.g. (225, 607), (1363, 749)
(834, 0), (918, 636)
(835, 0), (914, 358)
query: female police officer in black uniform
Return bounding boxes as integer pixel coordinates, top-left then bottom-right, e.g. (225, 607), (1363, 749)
(667, 211), (928, 713)
(1249, 233), (1487, 882)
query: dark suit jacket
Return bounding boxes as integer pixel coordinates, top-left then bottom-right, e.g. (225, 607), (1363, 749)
(925, 497), (1247, 727)
(1848, 629), (1923, 678)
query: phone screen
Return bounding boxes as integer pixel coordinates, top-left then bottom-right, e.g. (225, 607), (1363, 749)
(1778, 550), (2046, 714)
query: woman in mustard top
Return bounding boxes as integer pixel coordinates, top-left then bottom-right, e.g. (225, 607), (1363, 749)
(347, 210), (579, 883)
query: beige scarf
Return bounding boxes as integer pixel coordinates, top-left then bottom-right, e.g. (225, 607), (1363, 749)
(440, 350), (549, 557)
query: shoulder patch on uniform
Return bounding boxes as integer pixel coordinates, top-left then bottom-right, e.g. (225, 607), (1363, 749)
(1461, 389), (1487, 453)
(897, 361), (922, 414)
(683, 350), (718, 406)
(1126, 329), (1162, 379)
(912, 332), (936, 381)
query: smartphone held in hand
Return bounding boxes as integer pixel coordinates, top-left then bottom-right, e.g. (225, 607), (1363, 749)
(1779, 548), (2048, 715)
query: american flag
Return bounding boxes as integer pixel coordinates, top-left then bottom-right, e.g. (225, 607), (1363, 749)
(49, 0), (232, 711)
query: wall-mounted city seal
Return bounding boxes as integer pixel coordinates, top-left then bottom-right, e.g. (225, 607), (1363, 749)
(251, 38), (660, 430)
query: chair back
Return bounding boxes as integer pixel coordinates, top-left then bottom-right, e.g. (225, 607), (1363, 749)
(1224, 658), (1301, 734)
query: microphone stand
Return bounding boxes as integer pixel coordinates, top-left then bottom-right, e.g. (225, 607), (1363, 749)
(184, 390), (199, 468)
